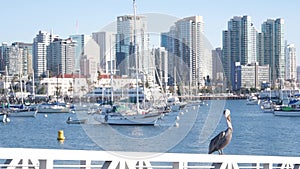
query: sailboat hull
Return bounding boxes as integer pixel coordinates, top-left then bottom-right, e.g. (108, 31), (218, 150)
(95, 113), (160, 125)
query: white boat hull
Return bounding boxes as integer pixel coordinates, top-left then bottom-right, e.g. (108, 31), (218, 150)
(261, 108), (274, 113)
(95, 113), (161, 125)
(260, 101), (274, 113)
(37, 105), (70, 113)
(274, 111), (300, 117)
(8, 110), (37, 117)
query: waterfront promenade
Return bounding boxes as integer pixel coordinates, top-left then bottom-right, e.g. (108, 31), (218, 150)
(1, 148), (300, 168)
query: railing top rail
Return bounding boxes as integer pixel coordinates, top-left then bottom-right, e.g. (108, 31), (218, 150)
(0, 148), (299, 163)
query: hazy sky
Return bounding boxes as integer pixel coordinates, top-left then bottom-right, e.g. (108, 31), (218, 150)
(1, 0), (299, 63)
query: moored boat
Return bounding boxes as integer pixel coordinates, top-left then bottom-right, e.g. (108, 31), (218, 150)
(273, 99), (300, 116)
(259, 100), (275, 113)
(95, 112), (160, 125)
(37, 102), (70, 113)
(93, 103), (163, 125)
(8, 109), (37, 117)
(66, 117), (87, 124)
(273, 109), (300, 117)
(246, 95), (259, 105)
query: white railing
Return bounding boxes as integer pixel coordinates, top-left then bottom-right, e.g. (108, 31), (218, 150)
(0, 148), (299, 169)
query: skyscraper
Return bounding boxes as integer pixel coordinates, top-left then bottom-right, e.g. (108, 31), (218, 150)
(222, 15), (257, 90)
(285, 44), (296, 81)
(69, 34), (94, 72)
(174, 16), (209, 86)
(79, 38), (100, 80)
(0, 42), (32, 77)
(115, 15), (149, 76)
(0, 43), (8, 72)
(11, 42), (32, 76)
(4, 44), (22, 76)
(48, 38), (76, 76)
(261, 18), (285, 83)
(161, 26), (178, 86)
(92, 31), (116, 74)
(33, 30), (53, 78)
(257, 32), (264, 66)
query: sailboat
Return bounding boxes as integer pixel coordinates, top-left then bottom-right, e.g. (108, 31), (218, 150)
(8, 72), (37, 117)
(166, 67), (186, 112)
(259, 89), (274, 113)
(37, 68), (70, 113)
(94, 0), (162, 125)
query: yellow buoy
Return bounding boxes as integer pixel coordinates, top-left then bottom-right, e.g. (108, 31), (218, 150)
(57, 130), (65, 141)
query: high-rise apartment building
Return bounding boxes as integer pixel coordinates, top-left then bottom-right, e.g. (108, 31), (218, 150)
(257, 32), (264, 66)
(0, 42), (32, 76)
(222, 15), (257, 90)
(261, 18), (285, 83)
(33, 30), (53, 78)
(161, 16), (210, 87)
(11, 42), (32, 76)
(285, 44), (296, 81)
(174, 16), (209, 86)
(48, 38), (76, 76)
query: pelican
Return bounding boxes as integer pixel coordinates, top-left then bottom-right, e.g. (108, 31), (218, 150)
(208, 109), (233, 155)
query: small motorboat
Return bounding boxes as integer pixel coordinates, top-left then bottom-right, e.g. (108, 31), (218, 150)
(66, 117), (87, 124)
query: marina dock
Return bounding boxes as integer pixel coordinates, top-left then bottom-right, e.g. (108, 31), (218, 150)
(0, 148), (299, 168)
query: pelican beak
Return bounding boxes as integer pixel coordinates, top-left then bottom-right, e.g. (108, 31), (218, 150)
(227, 116), (231, 122)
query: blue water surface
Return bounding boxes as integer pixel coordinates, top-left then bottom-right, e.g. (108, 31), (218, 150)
(0, 100), (299, 157)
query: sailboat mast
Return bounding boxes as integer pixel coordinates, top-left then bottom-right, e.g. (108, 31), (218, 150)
(32, 69), (35, 101)
(133, 0), (139, 112)
(5, 66), (8, 104)
(174, 67), (177, 95)
(110, 34), (114, 103)
(20, 72), (24, 104)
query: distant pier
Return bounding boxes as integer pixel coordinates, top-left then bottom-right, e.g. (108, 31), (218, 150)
(179, 95), (247, 100)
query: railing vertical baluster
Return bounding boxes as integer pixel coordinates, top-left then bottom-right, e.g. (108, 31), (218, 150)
(262, 163), (271, 169)
(172, 162), (187, 169)
(39, 159), (53, 169)
(252, 163), (260, 169)
(80, 160), (91, 169)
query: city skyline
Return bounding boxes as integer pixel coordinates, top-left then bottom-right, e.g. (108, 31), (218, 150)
(1, 1), (299, 61)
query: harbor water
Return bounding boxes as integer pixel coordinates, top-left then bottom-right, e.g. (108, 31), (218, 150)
(0, 100), (299, 157)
